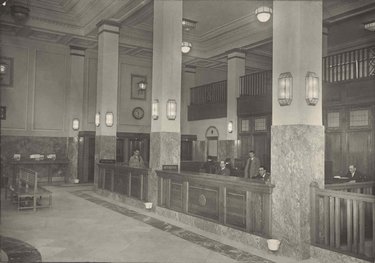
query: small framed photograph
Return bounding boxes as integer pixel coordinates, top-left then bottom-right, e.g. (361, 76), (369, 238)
(131, 74), (147, 100)
(0, 57), (14, 87)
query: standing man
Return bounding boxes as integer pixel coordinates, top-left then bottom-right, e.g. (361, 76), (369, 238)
(244, 150), (260, 179)
(129, 149), (145, 168)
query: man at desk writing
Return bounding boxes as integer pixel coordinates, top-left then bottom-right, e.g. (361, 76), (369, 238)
(335, 164), (366, 182)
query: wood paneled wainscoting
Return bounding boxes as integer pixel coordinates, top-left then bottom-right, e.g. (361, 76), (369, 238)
(97, 163), (148, 202)
(310, 182), (375, 261)
(156, 170), (274, 238)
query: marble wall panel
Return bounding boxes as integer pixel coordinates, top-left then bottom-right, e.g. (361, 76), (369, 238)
(218, 140), (235, 162)
(67, 136), (78, 181)
(149, 132), (180, 207)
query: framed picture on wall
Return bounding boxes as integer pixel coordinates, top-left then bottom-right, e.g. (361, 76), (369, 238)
(0, 57), (14, 87)
(131, 74), (147, 100)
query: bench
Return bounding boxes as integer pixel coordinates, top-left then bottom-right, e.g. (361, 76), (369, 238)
(8, 168), (52, 211)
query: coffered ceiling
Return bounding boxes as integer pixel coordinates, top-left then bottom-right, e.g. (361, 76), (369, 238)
(1, 0), (374, 73)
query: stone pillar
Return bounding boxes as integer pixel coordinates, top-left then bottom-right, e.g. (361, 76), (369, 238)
(67, 46), (85, 183)
(181, 65), (196, 134)
(94, 20), (120, 184)
(271, 1), (324, 260)
(149, 0), (182, 204)
(226, 49), (245, 160)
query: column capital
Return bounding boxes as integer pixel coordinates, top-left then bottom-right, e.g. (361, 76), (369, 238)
(227, 48), (246, 60)
(69, 46), (86, 57)
(184, 64), (196, 73)
(97, 19), (120, 35)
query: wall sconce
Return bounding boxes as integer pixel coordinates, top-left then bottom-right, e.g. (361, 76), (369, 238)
(278, 72), (293, 106)
(105, 112), (114, 127)
(152, 99), (159, 120)
(10, 0), (30, 23)
(72, 118), (80, 131)
(138, 80), (147, 90)
(182, 18), (197, 31)
(166, 99), (177, 120)
(305, 71), (319, 105)
(95, 112), (100, 127)
(255, 6), (272, 23)
(0, 63), (8, 75)
(181, 42), (192, 54)
(228, 121), (233, 133)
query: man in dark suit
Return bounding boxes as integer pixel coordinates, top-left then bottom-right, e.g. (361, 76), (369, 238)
(343, 164), (366, 182)
(244, 150), (260, 179)
(217, 160), (231, 176)
(253, 166), (271, 183)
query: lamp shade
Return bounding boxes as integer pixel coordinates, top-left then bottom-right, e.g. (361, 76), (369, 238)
(152, 99), (159, 120)
(228, 121), (233, 133)
(0, 63), (8, 74)
(255, 6), (272, 23)
(105, 112), (114, 127)
(305, 72), (319, 105)
(138, 80), (147, 90)
(72, 118), (79, 131)
(10, 3), (30, 23)
(166, 99), (177, 120)
(95, 112), (100, 127)
(278, 72), (293, 106)
(181, 42), (192, 54)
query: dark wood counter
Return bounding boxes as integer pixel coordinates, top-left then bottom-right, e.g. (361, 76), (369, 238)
(97, 163), (149, 201)
(156, 170), (274, 238)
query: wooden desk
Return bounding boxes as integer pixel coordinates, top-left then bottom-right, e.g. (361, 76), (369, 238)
(10, 160), (69, 185)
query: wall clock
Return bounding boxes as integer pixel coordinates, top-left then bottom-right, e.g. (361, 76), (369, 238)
(132, 107), (144, 120)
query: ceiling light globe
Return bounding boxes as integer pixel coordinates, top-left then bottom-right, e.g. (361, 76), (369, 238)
(181, 42), (192, 54)
(255, 6), (272, 23)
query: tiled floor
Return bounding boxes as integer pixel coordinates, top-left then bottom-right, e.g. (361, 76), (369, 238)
(0, 185), (318, 263)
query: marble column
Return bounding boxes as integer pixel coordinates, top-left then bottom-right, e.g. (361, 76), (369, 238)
(67, 46), (85, 183)
(271, 1), (324, 260)
(149, 0), (182, 204)
(226, 49), (245, 160)
(94, 20), (120, 185)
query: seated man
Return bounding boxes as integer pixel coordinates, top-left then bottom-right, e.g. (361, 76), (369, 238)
(216, 160), (231, 176)
(341, 164), (367, 182)
(253, 166), (270, 182)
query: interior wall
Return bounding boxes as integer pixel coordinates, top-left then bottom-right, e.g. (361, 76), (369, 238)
(0, 35), (70, 137)
(194, 67), (227, 86)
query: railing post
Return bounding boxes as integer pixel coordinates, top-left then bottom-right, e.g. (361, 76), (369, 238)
(310, 181), (319, 244)
(111, 168), (114, 192)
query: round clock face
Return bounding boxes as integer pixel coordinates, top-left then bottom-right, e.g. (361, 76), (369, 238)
(132, 107), (144, 120)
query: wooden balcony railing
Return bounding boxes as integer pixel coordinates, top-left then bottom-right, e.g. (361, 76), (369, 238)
(97, 163), (148, 201)
(310, 182), (375, 261)
(239, 70), (272, 97)
(156, 170), (274, 238)
(323, 46), (375, 83)
(190, 80), (227, 105)
(326, 181), (374, 195)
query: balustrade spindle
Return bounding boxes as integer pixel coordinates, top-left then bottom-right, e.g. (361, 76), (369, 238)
(353, 200), (358, 253)
(347, 199), (352, 252)
(330, 197), (335, 247)
(335, 197), (341, 248)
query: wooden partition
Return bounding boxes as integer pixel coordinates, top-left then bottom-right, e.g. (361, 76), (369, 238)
(97, 163), (148, 201)
(325, 181), (375, 195)
(310, 182), (375, 261)
(156, 170), (274, 238)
